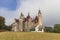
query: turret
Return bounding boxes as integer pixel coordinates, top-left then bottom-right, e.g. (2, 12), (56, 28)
(19, 12), (24, 31)
(38, 10), (41, 14)
(35, 10), (44, 32)
(20, 12), (24, 19)
(38, 10), (42, 25)
(26, 12), (32, 22)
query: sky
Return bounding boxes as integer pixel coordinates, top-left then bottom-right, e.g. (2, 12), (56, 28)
(0, 0), (60, 26)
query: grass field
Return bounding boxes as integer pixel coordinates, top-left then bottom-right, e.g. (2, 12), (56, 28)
(0, 32), (60, 40)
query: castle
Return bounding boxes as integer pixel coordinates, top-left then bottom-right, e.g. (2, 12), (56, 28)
(11, 10), (44, 32)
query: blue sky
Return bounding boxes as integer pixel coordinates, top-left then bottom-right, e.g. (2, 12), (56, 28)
(0, 0), (19, 25)
(0, 0), (17, 10)
(0, 0), (60, 26)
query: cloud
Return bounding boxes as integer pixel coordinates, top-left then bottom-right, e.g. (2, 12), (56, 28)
(18, 0), (60, 26)
(0, 0), (17, 10)
(17, 0), (47, 26)
(43, 0), (60, 26)
(1, 0), (60, 26)
(0, 8), (18, 25)
(0, 0), (18, 25)
(18, 0), (45, 17)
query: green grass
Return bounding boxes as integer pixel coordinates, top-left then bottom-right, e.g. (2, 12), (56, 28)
(0, 32), (60, 40)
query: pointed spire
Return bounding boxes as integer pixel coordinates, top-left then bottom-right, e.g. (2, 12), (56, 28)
(26, 12), (31, 20)
(28, 12), (30, 16)
(34, 16), (38, 23)
(20, 12), (24, 16)
(38, 9), (41, 14)
(27, 12), (30, 18)
(20, 12), (24, 19)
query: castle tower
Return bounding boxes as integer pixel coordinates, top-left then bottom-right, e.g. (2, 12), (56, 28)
(26, 13), (32, 31)
(19, 12), (24, 31)
(11, 19), (19, 32)
(38, 10), (42, 25)
(35, 10), (44, 32)
(20, 12), (24, 19)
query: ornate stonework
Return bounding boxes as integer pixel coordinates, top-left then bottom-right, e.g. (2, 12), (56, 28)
(11, 10), (44, 32)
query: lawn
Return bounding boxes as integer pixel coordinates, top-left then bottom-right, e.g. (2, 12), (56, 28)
(0, 32), (60, 40)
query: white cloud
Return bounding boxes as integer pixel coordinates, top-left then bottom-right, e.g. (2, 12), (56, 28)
(17, 0), (60, 26)
(18, 0), (44, 17)
(0, 8), (18, 25)
(1, 0), (60, 26)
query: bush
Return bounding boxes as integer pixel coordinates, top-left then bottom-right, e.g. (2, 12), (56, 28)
(54, 24), (60, 33)
(44, 27), (53, 32)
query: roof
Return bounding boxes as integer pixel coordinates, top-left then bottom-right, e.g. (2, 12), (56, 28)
(34, 16), (38, 23)
(14, 18), (19, 22)
(38, 10), (41, 14)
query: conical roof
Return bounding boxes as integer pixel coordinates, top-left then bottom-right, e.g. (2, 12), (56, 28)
(27, 12), (31, 19)
(20, 12), (24, 16)
(34, 16), (38, 23)
(38, 10), (41, 14)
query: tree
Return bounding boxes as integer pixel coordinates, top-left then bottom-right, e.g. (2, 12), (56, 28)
(54, 24), (60, 33)
(0, 16), (5, 30)
(44, 26), (53, 32)
(4, 25), (12, 31)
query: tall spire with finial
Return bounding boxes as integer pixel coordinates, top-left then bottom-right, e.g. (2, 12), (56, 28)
(38, 9), (42, 25)
(26, 12), (32, 21)
(38, 9), (41, 14)
(28, 12), (30, 16)
(20, 12), (24, 19)
(21, 12), (24, 16)
(27, 12), (30, 19)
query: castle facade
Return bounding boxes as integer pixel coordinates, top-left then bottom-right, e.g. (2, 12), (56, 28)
(11, 10), (44, 32)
